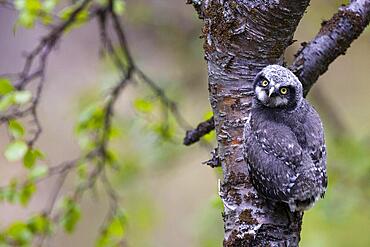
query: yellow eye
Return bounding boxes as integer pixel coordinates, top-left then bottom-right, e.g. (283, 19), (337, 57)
(261, 80), (269, 87)
(280, 87), (288, 95)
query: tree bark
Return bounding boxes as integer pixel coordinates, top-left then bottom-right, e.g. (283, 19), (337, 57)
(197, 1), (310, 246)
(186, 0), (370, 246)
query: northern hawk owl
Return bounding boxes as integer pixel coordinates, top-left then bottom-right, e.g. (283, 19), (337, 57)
(244, 65), (327, 212)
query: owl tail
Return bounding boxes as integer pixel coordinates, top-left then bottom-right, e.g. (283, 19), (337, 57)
(288, 154), (324, 211)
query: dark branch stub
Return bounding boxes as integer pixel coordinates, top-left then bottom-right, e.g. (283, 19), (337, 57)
(183, 116), (214, 145)
(202, 147), (221, 168)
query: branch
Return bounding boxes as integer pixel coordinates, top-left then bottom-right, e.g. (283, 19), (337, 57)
(33, 5), (189, 245)
(290, 0), (370, 96)
(0, 0), (94, 148)
(1, 0), (190, 245)
(183, 116), (214, 145)
(107, 7), (191, 131)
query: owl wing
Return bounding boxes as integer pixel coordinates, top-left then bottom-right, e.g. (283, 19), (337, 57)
(244, 114), (303, 202)
(300, 102), (328, 194)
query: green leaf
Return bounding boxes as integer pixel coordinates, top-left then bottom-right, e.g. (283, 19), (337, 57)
(28, 165), (48, 181)
(4, 140), (28, 162)
(60, 198), (81, 233)
(58, 5), (89, 30)
(15, 0), (56, 28)
(14, 0), (26, 9)
(113, 0), (125, 15)
(19, 182), (36, 206)
(3, 179), (18, 203)
(0, 93), (15, 111)
(108, 125), (121, 139)
(96, 213), (126, 247)
(23, 148), (44, 169)
(77, 161), (88, 180)
(134, 98), (153, 113)
(105, 149), (118, 166)
(76, 103), (104, 132)
(14, 91), (32, 104)
(5, 221), (32, 245)
(23, 150), (36, 169)
(25, 0), (42, 12)
(42, 0), (59, 12)
(0, 78), (14, 95)
(8, 119), (25, 139)
(14, 0), (42, 28)
(18, 11), (37, 28)
(27, 214), (51, 235)
(15, 0), (42, 11)
(107, 216), (125, 237)
(33, 148), (45, 159)
(76, 134), (94, 150)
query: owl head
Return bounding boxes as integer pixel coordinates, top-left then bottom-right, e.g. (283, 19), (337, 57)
(253, 65), (303, 109)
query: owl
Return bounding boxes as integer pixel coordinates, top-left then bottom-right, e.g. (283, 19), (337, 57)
(243, 65), (327, 212)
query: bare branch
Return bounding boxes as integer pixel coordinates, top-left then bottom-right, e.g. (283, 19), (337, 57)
(183, 116), (214, 145)
(290, 0), (370, 96)
(0, 0), (94, 148)
(0, 1), (190, 245)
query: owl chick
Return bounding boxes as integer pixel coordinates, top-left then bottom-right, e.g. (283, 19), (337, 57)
(243, 65), (327, 212)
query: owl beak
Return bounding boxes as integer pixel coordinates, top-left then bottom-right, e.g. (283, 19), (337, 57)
(268, 87), (274, 97)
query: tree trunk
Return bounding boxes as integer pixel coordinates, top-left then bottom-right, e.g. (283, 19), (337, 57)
(186, 0), (370, 245)
(200, 0), (310, 246)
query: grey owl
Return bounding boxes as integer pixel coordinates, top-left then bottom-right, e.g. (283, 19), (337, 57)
(243, 65), (327, 212)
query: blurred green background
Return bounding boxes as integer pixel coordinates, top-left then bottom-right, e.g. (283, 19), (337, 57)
(0, 0), (369, 246)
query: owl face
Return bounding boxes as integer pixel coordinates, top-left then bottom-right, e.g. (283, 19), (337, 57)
(253, 65), (303, 109)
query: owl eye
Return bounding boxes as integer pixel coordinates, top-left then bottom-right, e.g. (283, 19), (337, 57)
(280, 87), (288, 95)
(261, 80), (269, 87)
